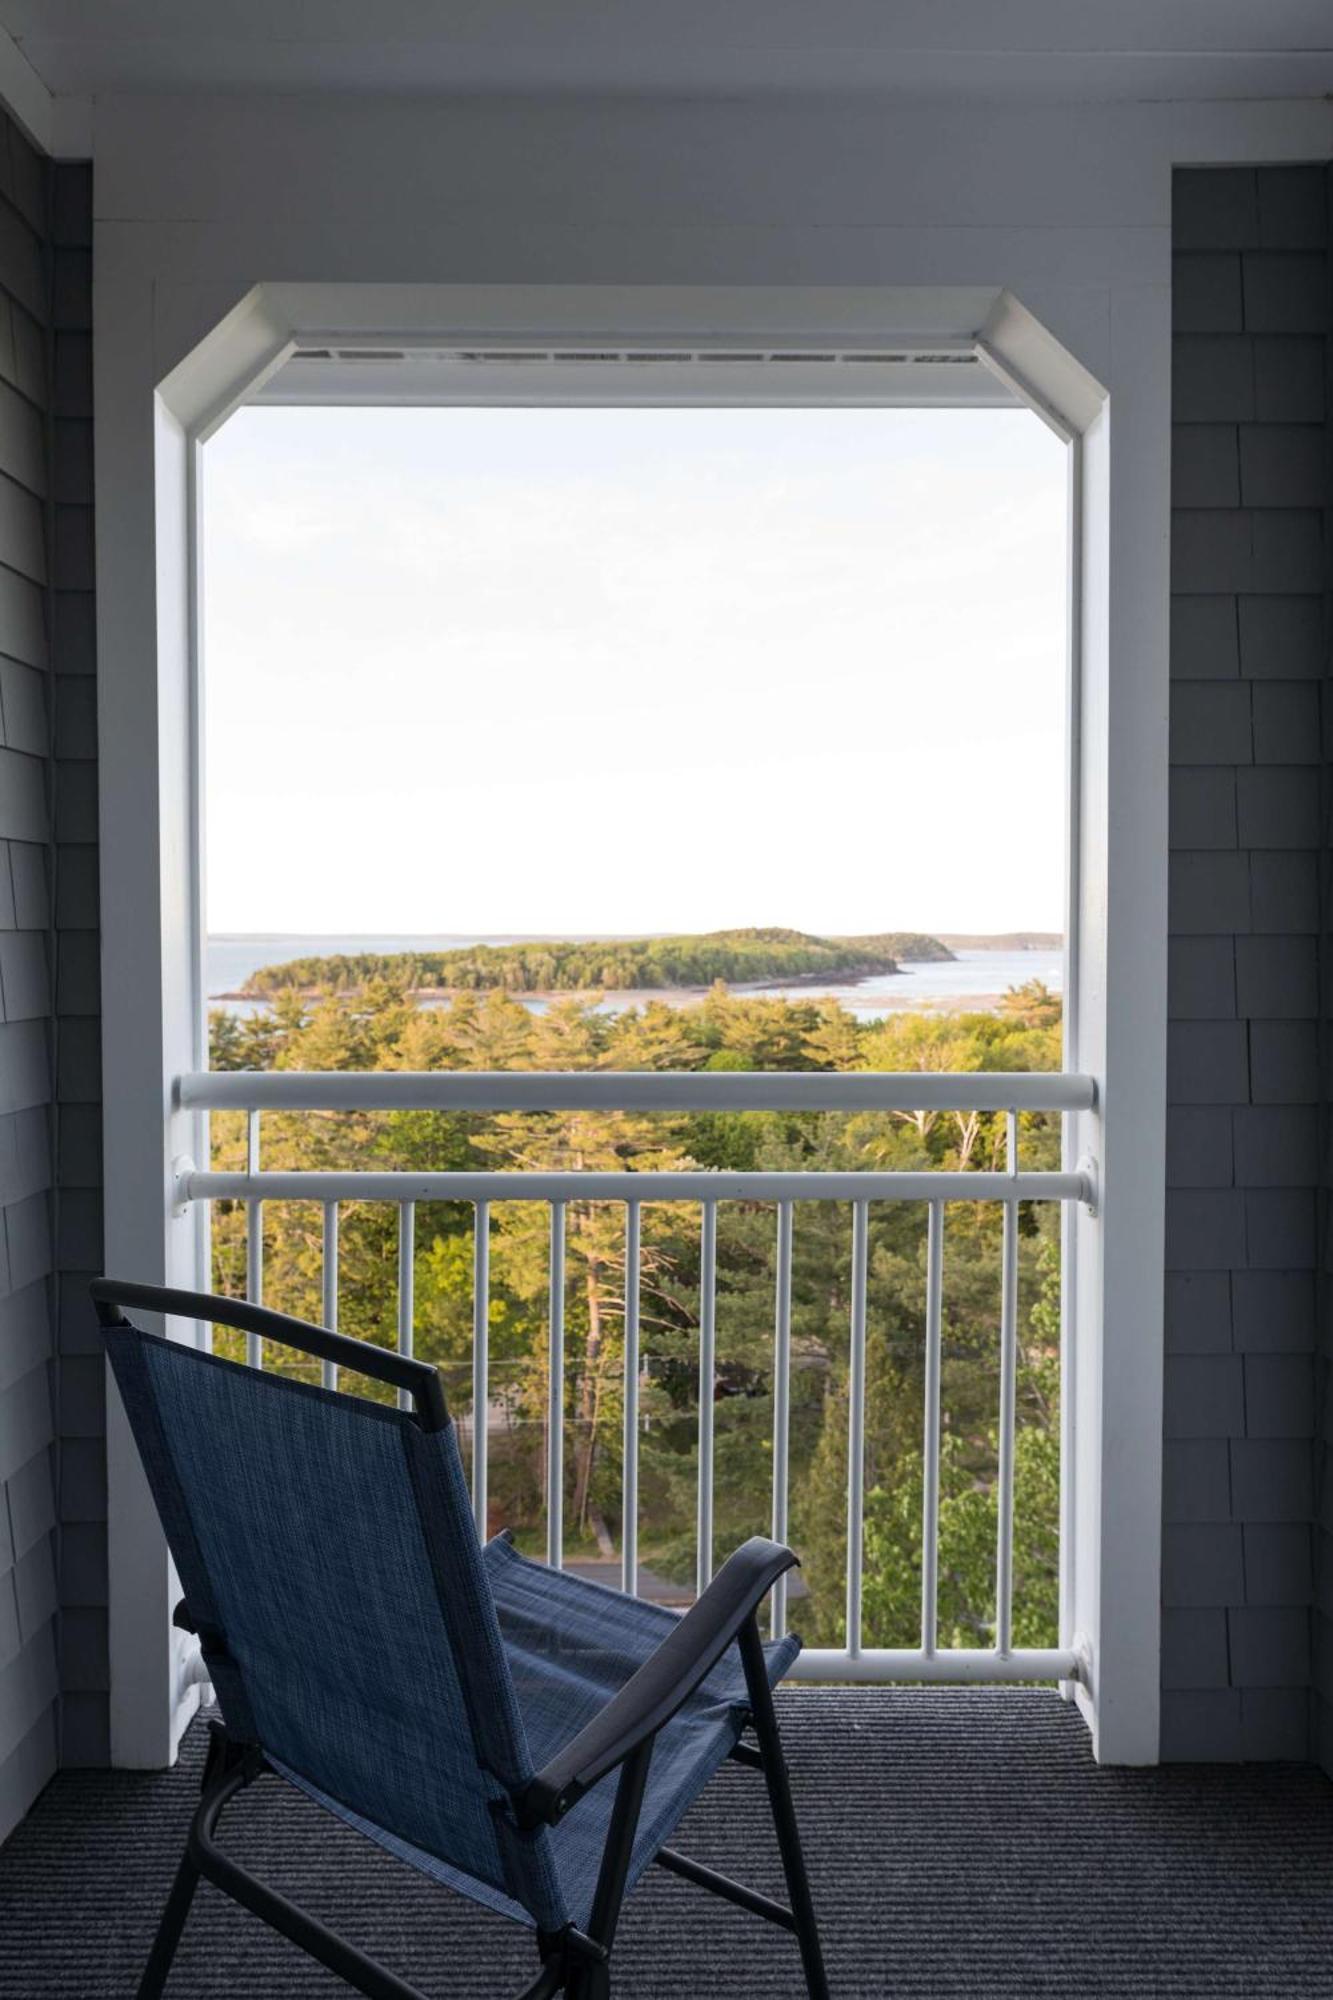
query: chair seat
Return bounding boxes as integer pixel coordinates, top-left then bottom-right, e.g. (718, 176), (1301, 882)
(486, 1536), (801, 1930)
(275, 1533), (800, 1933)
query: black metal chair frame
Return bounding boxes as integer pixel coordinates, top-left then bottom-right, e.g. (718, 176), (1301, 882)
(94, 1280), (830, 2000)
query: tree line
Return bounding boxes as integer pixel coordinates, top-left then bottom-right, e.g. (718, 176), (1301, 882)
(208, 975), (1063, 1652)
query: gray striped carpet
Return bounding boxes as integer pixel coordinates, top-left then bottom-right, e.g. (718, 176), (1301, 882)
(2, 1691), (1332, 1997)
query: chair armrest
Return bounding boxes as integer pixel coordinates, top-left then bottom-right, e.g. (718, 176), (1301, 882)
(514, 1536), (798, 1829)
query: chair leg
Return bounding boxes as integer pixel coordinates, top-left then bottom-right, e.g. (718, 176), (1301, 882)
(565, 1739), (652, 2000)
(738, 1619), (830, 2000)
(564, 1963), (608, 2000)
(135, 1848), (201, 1999)
(515, 1955), (571, 2000)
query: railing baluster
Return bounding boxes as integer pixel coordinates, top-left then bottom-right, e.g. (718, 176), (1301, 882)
(321, 1201), (339, 1390)
(623, 1200), (641, 1598)
(181, 1069), (1087, 1687)
(995, 1197), (1020, 1655)
(547, 1201), (566, 1570)
(245, 1110), (263, 1368)
(396, 1201), (416, 1411)
(921, 1200), (944, 1655)
(846, 1199), (869, 1658)
(771, 1200), (794, 1639)
(472, 1201), (489, 1539)
(696, 1201), (717, 1596)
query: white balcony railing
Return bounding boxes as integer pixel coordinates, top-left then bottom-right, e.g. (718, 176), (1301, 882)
(174, 1068), (1096, 1686)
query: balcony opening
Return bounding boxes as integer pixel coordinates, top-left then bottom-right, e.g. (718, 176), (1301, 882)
(193, 359), (1075, 1679)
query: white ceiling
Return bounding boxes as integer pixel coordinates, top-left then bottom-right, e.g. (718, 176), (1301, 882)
(5, 0), (1333, 102)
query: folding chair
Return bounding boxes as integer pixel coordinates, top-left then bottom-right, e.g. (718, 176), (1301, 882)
(93, 1279), (829, 1999)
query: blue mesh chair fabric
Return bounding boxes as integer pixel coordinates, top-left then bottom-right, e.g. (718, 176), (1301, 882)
(277, 1538), (799, 1932)
(106, 1322), (800, 1940)
(483, 1536), (799, 1930)
(108, 1328), (566, 1929)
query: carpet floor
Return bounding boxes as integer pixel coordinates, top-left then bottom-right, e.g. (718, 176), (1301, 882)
(1, 1691), (1332, 1997)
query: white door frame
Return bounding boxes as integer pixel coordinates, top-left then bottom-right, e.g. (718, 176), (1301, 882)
(96, 277), (1160, 1767)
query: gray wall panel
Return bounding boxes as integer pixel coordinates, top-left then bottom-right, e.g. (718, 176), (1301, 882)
(0, 1705), (54, 1845)
(0, 128), (103, 1845)
(48, 160), (101, 1776)
(1166, 162), (1331, 1763)
(0, 381), (45, 499)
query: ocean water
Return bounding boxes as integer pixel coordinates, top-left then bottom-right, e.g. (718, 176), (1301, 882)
(207, 935), (1062, 1021)
(739, 948), (1062, 1015)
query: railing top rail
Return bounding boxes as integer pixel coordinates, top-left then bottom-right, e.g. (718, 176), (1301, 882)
(178, 1068), (1096, 1115)
(185, 1167), (1091, 1206)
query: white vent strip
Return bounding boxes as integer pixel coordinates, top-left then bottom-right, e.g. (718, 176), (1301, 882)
(295, 346), (980, 369)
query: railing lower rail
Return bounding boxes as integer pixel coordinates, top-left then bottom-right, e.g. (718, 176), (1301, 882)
(173, 1069), (1095, 1687)
(186, 1168), (1090, 1205)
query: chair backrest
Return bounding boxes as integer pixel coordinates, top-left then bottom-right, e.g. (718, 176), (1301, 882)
(97, 1282), (566, 1930)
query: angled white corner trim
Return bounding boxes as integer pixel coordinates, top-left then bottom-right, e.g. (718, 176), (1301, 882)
(158, 285), (296, 439)
(980, 290), (1108, 440)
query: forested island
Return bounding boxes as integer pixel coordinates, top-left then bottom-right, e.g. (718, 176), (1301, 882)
(238, 925), (954, 998)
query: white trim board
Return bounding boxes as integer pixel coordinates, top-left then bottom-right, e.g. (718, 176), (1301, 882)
(96, 262), (1171, 1766)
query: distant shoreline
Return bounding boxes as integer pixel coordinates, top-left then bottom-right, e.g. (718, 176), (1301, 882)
(210, 979), (1052, 1021)
(935, 932), (1062, 952)
(212, 959), (904, 1005)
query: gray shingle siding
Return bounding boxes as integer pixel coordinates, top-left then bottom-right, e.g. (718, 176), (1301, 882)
(0, 114), (56, 1843)
(0, 124), (101, 1844)
(1166, 163), (1331, 1765)
(48, 160), (102, 1776)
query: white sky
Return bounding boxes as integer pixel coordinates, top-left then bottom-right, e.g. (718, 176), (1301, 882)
(202, 404), (1067, 937)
